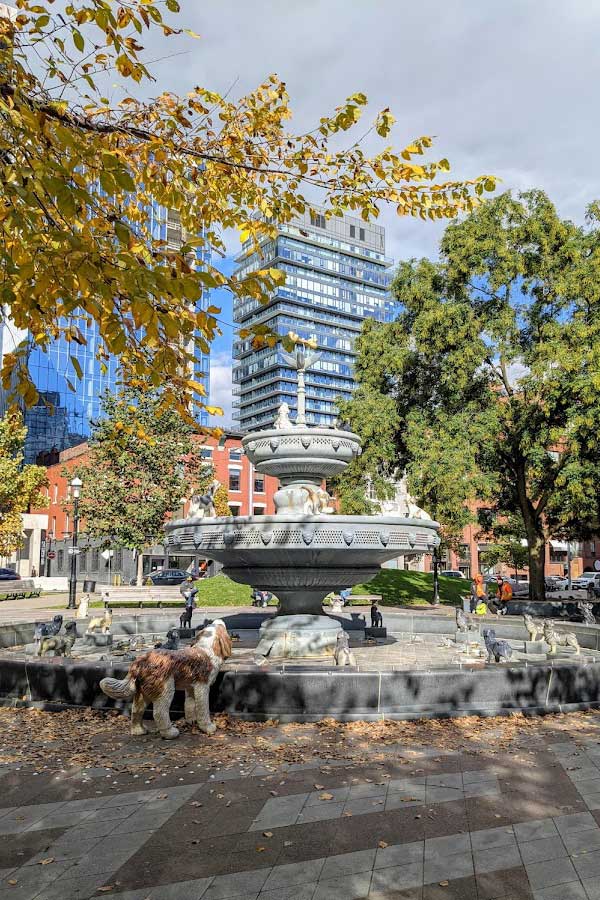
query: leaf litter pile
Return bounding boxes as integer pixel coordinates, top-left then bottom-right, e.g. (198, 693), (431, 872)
(1, 707), (600, 776)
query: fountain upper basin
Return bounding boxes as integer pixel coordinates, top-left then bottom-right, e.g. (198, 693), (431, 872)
(165, 513), (440, 615)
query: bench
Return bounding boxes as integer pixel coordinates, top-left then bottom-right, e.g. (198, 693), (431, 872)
(0, 579), (41, 601)
(103, 586), (185, 609)
(328, 593), (382, 607)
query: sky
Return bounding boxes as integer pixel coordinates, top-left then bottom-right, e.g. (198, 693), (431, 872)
(141, 0), (600, 424)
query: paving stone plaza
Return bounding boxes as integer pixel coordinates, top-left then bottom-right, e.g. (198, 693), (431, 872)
(4, 708), (600, 899)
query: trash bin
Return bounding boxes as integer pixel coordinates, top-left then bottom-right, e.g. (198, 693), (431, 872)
(83, 579), (96, 593)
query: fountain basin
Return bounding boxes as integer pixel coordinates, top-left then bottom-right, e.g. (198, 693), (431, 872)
(242, 427), (362, 481)
(165, 513), (440, 619)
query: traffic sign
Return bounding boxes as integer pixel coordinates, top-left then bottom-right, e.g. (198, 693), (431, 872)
(47, 550), (56, 560)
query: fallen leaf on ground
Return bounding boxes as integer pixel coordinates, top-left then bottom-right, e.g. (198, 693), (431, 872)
(256, 846), (266, 852)
(314, 783), (325, 789)
(378, 841), (388, 849)
(320, 793), (334, 801)
(39, 858), (54, 865)
(263, 831), (273, 838)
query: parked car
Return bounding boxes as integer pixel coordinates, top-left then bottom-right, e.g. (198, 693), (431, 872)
(440, 570), (466, 579)
(145, 568), (189, 586)
(572, 572), (600, 591)
(0, 568), (20, 581)
(545, 575), (568, 592)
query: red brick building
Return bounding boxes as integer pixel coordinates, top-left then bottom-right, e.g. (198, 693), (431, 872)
(29, 431), (278, 583)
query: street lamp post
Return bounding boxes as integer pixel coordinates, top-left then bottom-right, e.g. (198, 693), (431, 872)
(68, 476), (82, 610)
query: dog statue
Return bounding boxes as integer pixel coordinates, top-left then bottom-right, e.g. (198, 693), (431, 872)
(76, 594), (89, 619)
(543, 621), (580, 655)
(154, 628), (180, 651)
(523, 613), (544, 642)
(456, 608), (474, 634)
(38, 621), (77, 657)
(188, 481), (220, 519)
(334, 631), (356, 667)
(579, 601), (596, 626)
(100, 620), (232, 739)
(483, 628), (513, 663)
(274, 402), (293, 429)
(87, 608), (112, 635)
(34, 614), (63, 650)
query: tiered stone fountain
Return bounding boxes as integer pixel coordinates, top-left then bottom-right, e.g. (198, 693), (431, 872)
(165, 351), (440, 659)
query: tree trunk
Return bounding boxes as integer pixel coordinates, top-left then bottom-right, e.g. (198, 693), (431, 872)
(136, 550), (144, 587)
(526, 531), (546, 602)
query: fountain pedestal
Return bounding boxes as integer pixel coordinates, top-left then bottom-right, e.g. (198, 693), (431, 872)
(256, 615), (340, 659)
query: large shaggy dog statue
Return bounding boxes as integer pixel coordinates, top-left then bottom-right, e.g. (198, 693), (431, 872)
(99, 620), (232, 740)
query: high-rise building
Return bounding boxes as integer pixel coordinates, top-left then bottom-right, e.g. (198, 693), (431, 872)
(232, 208), (395, 431)
(1, 206), (211, 463)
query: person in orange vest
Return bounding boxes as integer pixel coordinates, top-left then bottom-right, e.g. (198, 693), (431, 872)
(499, 578), (513, 613)
(470, 573), (487, 613)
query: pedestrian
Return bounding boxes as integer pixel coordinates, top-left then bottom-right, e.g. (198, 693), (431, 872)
(370, 601), (383, 628)
(499, 578), (513, 612)
(340, 588), (352, 606)
(31, 565), (37, 578)
(179, 576), (198, 628)
(470, 574), (487, 613)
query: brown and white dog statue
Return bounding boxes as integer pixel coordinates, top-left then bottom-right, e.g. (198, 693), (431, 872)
(99, 619), (232, 739)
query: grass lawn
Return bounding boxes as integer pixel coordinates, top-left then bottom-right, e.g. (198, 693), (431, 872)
(350, 569), (467, 607)
(83, 570), (467, 609)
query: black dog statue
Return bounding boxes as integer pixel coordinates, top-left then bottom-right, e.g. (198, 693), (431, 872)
(154, 628), (180, 651)
(34, 614), (63, 648)
(482, 628), (513, 663)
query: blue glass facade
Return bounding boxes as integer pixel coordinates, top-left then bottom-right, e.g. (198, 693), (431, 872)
(6, 203), (211, 463)
(233, 210), (395, 430)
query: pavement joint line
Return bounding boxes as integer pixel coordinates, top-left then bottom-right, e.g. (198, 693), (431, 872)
(247, 767), (501, 831)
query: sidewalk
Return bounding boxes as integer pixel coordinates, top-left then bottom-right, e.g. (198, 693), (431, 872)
(2, 706), (600, 899)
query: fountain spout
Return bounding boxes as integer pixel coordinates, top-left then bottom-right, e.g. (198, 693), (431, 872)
(280, 348), (321, 426)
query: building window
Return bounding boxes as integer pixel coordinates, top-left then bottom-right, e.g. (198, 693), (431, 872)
(359, 227), (365, 241)
(200, 447), (213, 460)
(229, 504), (241, 517)
(79, 549), (87, 571)
(229, 448), (242, 461)
(53, 484), (58, 503)
(57, 549), (64, 570)
(114, 548), (123, 570)
(91, 549), (99, 571)
(310, 210), (326, 229)
(64, 513), (69, 535)
(254, 476), (265, 493)
(253, 505), (266, 516)
(229, 471), (241, 492)
(51, 516), (56, 537)
(349, 225), (355, 238)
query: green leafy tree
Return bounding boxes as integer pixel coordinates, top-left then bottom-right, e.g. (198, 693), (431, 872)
(0, 2), (495, 421)
(76, 388), (209, 584)
(339, 190), (600, 601)
(0, 407), (46, 557)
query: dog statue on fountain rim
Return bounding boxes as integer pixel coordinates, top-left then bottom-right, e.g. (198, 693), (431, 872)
(523, 613), (544, 642)
(542, 620), (580, 655)
(99, 620), (232, 739)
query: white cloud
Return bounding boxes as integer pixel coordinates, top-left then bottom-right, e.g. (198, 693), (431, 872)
(149, 0), (600, 265)
(209, 351), (234, 428)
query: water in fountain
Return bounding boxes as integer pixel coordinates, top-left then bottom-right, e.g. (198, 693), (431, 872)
(165, 351), (440, 659)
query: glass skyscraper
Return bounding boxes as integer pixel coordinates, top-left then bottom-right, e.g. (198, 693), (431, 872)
(1, 205), (211, 463)
(232, 208), (395, 431)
